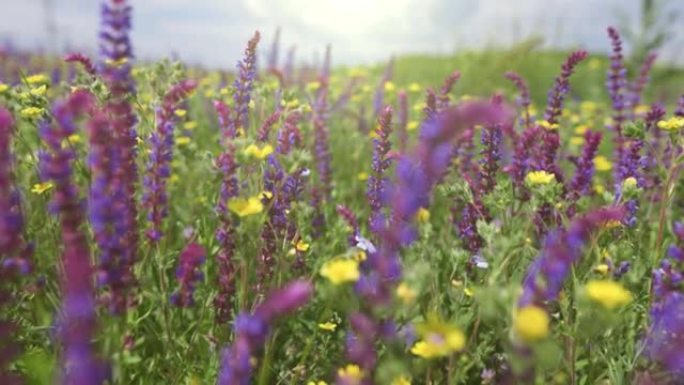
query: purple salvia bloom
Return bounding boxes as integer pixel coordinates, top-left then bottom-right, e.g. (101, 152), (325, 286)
(478, 124), (503, 195)
(215, 141), (239, 323)
(214, 100), (234, 139)
(455, 201), (484, 254)
(40, 91), (108, 385)
(626, 52), (657, 118)
(310, 187), (326, 239)
(276, 111), (302, 155)
(567, 130), (602, 217)
(643, 104), (666, 190)
(256, 109), (281, 143)
(505, 71), (533, 129)
(170, 242), (206, 307)
(87, 112), (130, 314)
(231, 31), (260, 136)
(99, 0), (139, 296)
(518, 207), (625, 308)
(218, 280), (312, 385)
(64, 52), (96, 76)
(606, 27), (628, 180)
(142, 80), (197, 242)
(312, 57), (333, 200)
(615, 137), (643, 227)
(0, 107), (28, 385)
(544, 50), (588, 125)
(437, 70), (461, 111)
(367, 106), (393, 235)
(266, 27), (280, 74)
(337, 204), (361, 247)
(507, 125), (540, 190)
(256, 156), (285, 293)
(423, 89), (437, 122)
(373, 58), (394, 117)
(397, 90), (408, 153)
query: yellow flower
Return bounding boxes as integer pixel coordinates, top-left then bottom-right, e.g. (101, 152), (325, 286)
(174, 109), (187, 117)
(594, 264), (610, 275)
(307, 81), (321, 92)
(105, 57), (129, 67)
(525, 170), (555, 186)
(602, 219), (622, 229)
(574, 125), (589, 135)
(31, 182), (54, 194)
(320, 258), (360, 285)
(183, 121), (198, 130)
(514, 306), (549, 342)
(204, 89), (216, 98)
(622, 177), (637, 189)
(25, 74), (48, 84)
(593, 156), (612, 172)
(295, 240), (310, 252)
(570, 136), (584, 146)
(30, 85), (47, 97)
(0, 83), (9, 93)
(415, 207), (430, 223)
(407, 121), (419, 131)
(408, 82), (421, 92)
(318, 322), (337, 331)
(657, 117), (684, 132)
(244, 144), (274, 160)
(307, 381), (328, 385)
(594, 183), (605, 194)
(412, 102), (426, 112)
(220, 87), (230, 96)
(396, 282), (417, 304)
(538, 120), (559, 130)
(175, 137), (191, 146)
(585, 280), (632, 309)
(66, 134), (81, 144)
(337, 364), (364, 384)
(411, 319), (465, 359)
(357, 172), (369, 181)
(351, 249), (367, 262)
(580, 101), (598, 113)
(463, 287), (474, 297)
(384, 81), (396, 92)
(228, 196), (264, 217)
(391, 376), (411, 385)
(169, 174), (180, 184)
(20, 107), (45, 118)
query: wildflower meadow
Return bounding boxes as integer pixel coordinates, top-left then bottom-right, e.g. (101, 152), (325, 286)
(2, 1), (684, 384)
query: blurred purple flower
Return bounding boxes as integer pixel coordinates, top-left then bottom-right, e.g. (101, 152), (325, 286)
(170, 242), (206, 307)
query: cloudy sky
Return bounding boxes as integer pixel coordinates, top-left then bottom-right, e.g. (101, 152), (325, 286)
(1, 0), (683, 68)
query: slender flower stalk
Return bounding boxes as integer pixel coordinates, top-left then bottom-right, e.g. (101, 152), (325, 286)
(142, 80), (197, 242)
(231, 31), (261, 136)
(0, 107), (29, 385)
(507, 125), (540, 190)
(170, 242), (206, 307)
(40, 91), (107, 385)
(218, 280), (312, 385)
(373, 58), (394, 117)
(626, 52), (657, 117)
(423, 89), (437, 123)
(607, 27), (628, 180)
(437, 70), (461, 111)
(256, 110), (281, 143)
(505, 71), (533, 129)
(367, 106), (393, 235)
(478, 124), (503, 195)
(337, 204), (361, 247)
(643, 104), (666, 190)
(276, 112), (302, 155)
(64, 53), (96, 76)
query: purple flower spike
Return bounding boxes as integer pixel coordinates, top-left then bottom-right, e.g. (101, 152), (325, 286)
(337, 205), (360, 247)
(64, 52), (96, 76)
(606, 27), (628, 177)
(218, 280), (312, 385)
(40, 91), (108, 385)
(170, 242), (206, 307)
(505, 71), (533, 129)
(675, 94), (684, 118)
(276, 112), (302, 155)
(437, 70), (461, 111)
(367, 106), (393, 236)
(88, 111), (130, 313)
(257, 110), (281, 143)
(373, 58), (394, 117)
(478, 123), (503, 195)
(142, 80), (197, 243)
(99, 0), (139, 298)
(544, 50), (588, 125)
(519, 207), (625, 308)
(231, 31), (261, 136)
(626, 52), (657, 117)
(567, 130), (602, 217)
